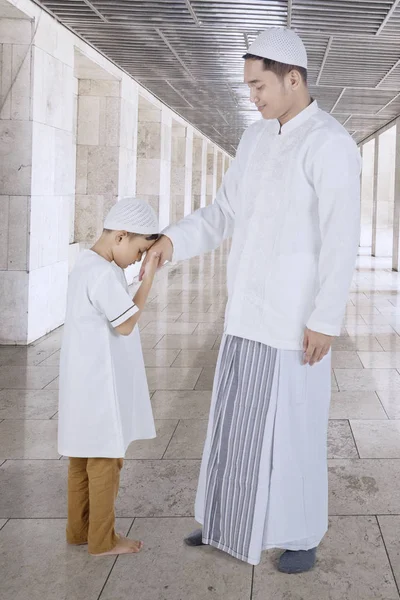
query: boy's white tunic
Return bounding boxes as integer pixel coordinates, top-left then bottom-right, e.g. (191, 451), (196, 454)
(164, 101), (361, 564)
(58, 251), (156, 458)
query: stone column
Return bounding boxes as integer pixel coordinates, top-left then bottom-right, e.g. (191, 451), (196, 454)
(212, 147), (218, 199)
(206, 143), (214, 206)
(216, 150), (224, 191)
(74, 78), (122, 247)
(392, 119), (400, 271)
(118, 77), (139, 201)
(184, 127), (194, 216)
(206, 144), (217, 205)
(200, 138), (207, 208)
(116, 77), (139, 286)
(73, 69), (139, 279)
(136, 100), (172, 230)
(222, 154), (228, 175)
(0, 13), (141, 345)
(371, 135), (380, 257)
(0, 17), (32, 344)
(159, 107), (172, 230)
(359, 145), (363, 247)
(170, 124), (194, 221)
(170, 124), (186, 223)
(360, 139), (374, 249)
(192, 135), (207, 213)
(374, 127), (396, 256)
(0, 14), (74, 344)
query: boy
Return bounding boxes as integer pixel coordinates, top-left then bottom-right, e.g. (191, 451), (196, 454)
(58, 197), (160, 556)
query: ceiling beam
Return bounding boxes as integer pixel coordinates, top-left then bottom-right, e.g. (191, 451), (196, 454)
(316, 36), (333, 85)
(376, 0), (400, 35)
(330, 88), (346, 114)
(287, 0), (293, 28)
(185, 0), (202, 27)
(376, 58), (400, 88)
(225, 83), (239, 107)
(217, 109), (229, 125)
(55, 22), (400, 42)
(244, 33), (249, 50)
(335, 113), (396, 118)
(166, 80), (194, 108)
(156, 29), (196, 82)
(136, 79), (400, 94)
(377, 91), (400, 114)
(83, 0), (109, 23)
(358, 115), (399, 145)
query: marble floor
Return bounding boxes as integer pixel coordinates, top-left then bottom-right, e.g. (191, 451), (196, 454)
(2, 242), (400, 599)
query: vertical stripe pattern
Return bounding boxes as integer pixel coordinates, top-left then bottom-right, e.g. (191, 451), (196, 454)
(203, 335), (277, 562)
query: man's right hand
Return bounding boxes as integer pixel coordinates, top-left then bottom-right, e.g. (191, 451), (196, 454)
(139, 235), (173, 281)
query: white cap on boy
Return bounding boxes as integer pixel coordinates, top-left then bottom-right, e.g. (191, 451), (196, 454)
(104, 197), (159, 235)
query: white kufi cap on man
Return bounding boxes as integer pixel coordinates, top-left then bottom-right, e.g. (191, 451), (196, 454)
(104, 197), (159, 235)
(247, 28), (308, 69)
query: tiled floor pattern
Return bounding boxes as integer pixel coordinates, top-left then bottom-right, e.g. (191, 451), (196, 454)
(1, 244), (400, 598)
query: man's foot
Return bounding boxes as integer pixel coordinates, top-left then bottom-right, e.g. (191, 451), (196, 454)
(91, 535), (143, 556)
(184, 529), (204, 547)
(278, 548), (317, 574)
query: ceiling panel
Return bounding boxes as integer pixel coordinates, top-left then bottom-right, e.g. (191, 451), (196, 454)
(308, 85), (343, 112)
(376, 0), (400, 35)
(292, 0), (394, 35)
(191, 0), (288, 29)
(378, 60), (400, 89)
(36, 0), (400, 151)
(347, 114), (392, 131)
(318, 37), (400, 88)
(376, 92), (400, 116)
(332, 87), (400, 114)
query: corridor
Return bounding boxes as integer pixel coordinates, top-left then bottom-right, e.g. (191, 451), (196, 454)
(1, 1), (400, 596)
(1, 243), (400, 599)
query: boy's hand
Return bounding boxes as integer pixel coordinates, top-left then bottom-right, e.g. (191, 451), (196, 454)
(142, 252), (161, 282)
(303, 328), (332, 366)
(139, 236), (173, 281)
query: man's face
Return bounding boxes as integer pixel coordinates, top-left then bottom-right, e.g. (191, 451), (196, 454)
(244, 59), (292, 121)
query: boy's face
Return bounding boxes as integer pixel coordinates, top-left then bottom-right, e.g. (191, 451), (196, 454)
(112, 232), (156, 269)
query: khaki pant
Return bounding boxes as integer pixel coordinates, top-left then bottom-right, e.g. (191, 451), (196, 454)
(66, 457), (123, 554)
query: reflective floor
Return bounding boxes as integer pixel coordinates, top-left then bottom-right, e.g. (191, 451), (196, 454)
(1, 242), (400, 599)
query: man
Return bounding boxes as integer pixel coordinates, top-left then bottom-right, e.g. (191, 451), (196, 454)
(141, 28), (361, 573)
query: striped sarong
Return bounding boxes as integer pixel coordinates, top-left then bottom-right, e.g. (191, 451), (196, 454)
(202, 336), (277, 561)
(197, 334), (331, 565)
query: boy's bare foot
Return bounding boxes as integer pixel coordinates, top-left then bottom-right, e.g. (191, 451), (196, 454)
(91, 535), (143, 556)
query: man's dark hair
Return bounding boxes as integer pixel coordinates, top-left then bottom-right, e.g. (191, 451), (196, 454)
(104, 229), (160, 241)
(242, 53), (307, 83)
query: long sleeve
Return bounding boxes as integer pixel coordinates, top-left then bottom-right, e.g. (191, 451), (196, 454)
(306, 135), (361, 336)
(163, 140), (245, 262)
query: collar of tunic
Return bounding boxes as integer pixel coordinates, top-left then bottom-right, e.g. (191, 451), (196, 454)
(274, 100), (319, 136)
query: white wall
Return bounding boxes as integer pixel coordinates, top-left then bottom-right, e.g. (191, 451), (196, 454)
(360, 139), (374, 248)
(0, 0), (232, 344)
(0, 15), (33, 344)
(361, 127), (396, 257)
(376, 127), (396, 256)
